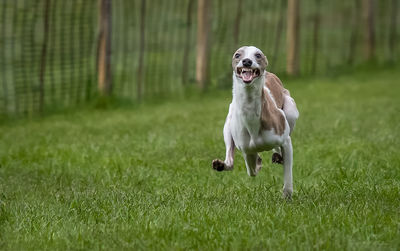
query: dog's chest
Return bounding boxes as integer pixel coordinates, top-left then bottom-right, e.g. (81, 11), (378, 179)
(231, 103), (286, 153)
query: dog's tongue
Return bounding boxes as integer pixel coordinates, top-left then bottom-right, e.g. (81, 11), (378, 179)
(242, 71), (253, 83)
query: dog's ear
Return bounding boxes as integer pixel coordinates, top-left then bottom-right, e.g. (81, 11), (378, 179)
(264, 55), (269, 68)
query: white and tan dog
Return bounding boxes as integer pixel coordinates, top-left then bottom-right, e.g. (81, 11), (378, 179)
(212, 46), (299, 198)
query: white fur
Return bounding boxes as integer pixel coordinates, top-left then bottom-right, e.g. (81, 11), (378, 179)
(217, 46), (299, 198)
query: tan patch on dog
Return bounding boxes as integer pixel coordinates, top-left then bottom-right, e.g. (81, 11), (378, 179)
(264, 72), (289, 109)
(261, 89), (286, 135)
(232, 47), (245, 69)
(260, 72), (287, 135)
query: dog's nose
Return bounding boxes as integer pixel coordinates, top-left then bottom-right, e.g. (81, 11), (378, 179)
(242, 58), (253, 67)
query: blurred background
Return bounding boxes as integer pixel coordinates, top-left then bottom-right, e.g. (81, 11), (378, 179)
(0, 0), (398, 117)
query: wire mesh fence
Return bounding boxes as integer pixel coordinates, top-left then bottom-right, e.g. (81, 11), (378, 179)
(1, 0), (97, 116)
(0, 0), (398, 117)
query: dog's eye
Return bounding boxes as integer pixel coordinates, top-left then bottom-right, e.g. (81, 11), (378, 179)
(255, 53), (262, 59)
(234, 53), (240, 59)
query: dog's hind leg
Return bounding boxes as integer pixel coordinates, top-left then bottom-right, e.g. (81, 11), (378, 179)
(255, 154), (262, 173)
(283, 95), (299, 135)
(272, 147), (283, 165)
(281, 136), (293, 199)
(213, 110), (235, 172)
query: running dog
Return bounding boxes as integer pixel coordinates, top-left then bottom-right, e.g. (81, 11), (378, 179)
(212, 46), (299, 198)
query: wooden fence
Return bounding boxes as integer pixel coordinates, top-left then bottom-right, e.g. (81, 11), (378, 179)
(0, 0), (398, 117)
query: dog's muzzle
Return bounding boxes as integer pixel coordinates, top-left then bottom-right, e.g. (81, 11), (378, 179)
(236, 67), (261, 84)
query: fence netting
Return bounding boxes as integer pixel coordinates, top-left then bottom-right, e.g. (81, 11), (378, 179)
(0, 0), (398, 117)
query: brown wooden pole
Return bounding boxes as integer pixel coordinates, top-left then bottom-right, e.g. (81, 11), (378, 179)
(363, 0), (375, 60)
(97, 0), (112, 96)
(286, 0), (300, 76)
(196, 0), (212, 90)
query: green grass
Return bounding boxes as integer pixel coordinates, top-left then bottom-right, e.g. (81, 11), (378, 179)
(1, 67), (400, 250)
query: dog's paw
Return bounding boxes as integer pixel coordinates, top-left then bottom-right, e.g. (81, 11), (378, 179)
(255, 156), (262, 174)
(282, 186), (293, 200)
(212, 159), (225, 172)
(272, 152), (283, 165)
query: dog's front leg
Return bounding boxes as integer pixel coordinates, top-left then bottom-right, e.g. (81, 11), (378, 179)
(281, 136), (293, 199)
(212, 115), (235, 171)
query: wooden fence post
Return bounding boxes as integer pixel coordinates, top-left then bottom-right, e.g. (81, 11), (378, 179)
(286, 0), (300, 76)
(97, 0), (112, 96)
(363, 0), (375, 60)
(196, 0), (212, 90)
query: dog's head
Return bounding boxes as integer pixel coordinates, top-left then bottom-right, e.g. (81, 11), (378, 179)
(232, 46), (268, 85)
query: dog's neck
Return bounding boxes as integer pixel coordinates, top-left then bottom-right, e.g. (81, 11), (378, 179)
(232, 71), (266, 117)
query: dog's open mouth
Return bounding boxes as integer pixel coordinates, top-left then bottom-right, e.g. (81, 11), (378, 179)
(236, 67), (261, 84)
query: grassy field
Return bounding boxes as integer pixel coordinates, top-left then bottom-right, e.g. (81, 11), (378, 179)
(0, 67), (399, 250)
